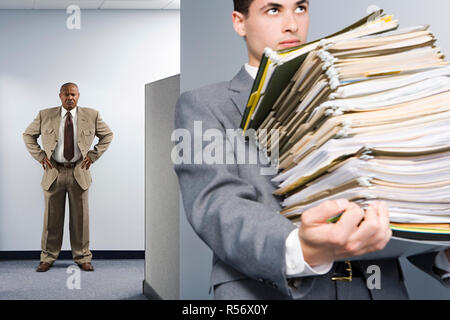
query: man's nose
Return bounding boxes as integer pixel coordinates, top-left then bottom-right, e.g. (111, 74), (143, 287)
(283, 12), (299, 33)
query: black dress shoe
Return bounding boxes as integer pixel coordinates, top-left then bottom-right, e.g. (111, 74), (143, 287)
(77, 262), (94, 271)
(36, 262), (51, 272)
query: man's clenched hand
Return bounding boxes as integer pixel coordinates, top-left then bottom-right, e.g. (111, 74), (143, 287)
(81, 156), (93, 169)
(299, 199), (391, 267)
(40, 157), (53, 170)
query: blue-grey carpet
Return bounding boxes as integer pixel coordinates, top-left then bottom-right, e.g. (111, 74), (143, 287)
(0, 259), (147, 300)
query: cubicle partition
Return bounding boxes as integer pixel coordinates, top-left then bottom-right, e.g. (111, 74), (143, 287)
(144, 74), (180, 300)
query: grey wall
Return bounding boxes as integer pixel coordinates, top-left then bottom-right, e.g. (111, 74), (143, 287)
(180, 0), (450, 299)
(180, 0), (244, 300)
(0, 9), (180, 251)
(145, 74), (180, 300)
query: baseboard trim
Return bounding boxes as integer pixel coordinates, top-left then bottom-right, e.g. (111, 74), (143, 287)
(0, 250), (144, 260)
(143, 280), (162, 300)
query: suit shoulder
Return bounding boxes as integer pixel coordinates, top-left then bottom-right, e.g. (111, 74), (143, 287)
(181, 81), (230, 101)
(179, 81), (231, 109)
(78, 107), (100, 118)
(78, 107), (99, 113)
(176, 82), (232, 128)
(39, 106), (60, 114)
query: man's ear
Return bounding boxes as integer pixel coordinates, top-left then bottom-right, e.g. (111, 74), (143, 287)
(232, 11), (247, 37)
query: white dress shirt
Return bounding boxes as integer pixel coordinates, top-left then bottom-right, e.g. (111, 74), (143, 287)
(53, 106), (82, 163)
(244, 63), (450, 280)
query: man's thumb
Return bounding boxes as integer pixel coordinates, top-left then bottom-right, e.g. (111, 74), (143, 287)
(302, 199), (349, 224)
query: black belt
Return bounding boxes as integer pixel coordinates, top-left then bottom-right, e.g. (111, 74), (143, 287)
(53, 160), (76, 168)
(332, 260), (364, 282)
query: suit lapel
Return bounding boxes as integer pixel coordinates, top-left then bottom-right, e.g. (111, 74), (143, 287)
(52, 107), (62, 141)
(229, 66), (254, 117)
(76, 107), (88, 149)
(77, 107), (83, 142)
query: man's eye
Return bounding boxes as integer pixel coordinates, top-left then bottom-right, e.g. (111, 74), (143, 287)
(267, 8), (279, 15)
(295, 6), (306, 13)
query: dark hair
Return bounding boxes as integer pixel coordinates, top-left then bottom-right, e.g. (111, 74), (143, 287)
(60, 82), (79, 92)
(233, 0), (254, 16)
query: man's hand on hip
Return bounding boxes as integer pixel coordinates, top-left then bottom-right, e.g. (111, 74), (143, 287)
(40, 157), (53, 170)
(81, 156), (93, 169)
(298, 199), (392, 267)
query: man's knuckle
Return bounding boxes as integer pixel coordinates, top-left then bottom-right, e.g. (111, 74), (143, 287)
(301, 213), (312, 225)
(344, 245), (354, 254)
(345, 242), (360, 254)
(367, 221), (379, 231)
(348, 202), (361, 212)
(348, 202), (358, 209)
(322, 200), (334, 211)
(375, 242), (386, 251)
(332, 234), (347, 247)
(328, 234), (341, 246)
(372, 234), (383, 245)
(366, 246), (377, 253)
(383, 234), (392, 246)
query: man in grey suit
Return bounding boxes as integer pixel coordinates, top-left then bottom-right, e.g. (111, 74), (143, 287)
(174, 0), (450, 299)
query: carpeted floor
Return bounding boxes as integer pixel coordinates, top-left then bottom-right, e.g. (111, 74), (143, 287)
(0, 259), (148, 300)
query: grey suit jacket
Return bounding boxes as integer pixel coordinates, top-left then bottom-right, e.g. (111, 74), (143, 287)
(408, 251), (450, 288)
(174, 67), (449, 299)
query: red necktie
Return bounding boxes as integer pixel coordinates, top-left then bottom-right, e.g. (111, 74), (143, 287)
(64, 111), (74, 161)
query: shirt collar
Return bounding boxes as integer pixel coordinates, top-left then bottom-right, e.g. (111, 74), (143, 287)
(244, 63), (258, 80)
(61, 106), (77, 118)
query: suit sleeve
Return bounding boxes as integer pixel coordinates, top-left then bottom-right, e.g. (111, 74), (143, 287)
(23, 111), (46, 163)
(87, 111), (113, 163)
(174, 91), (307, 297)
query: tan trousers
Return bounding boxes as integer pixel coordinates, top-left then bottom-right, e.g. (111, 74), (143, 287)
(40, 164), (92, 264)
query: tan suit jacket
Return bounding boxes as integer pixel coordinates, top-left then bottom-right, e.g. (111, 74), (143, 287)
(23, 106), (113, 190)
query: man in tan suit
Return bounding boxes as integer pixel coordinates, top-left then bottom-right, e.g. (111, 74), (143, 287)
(23, 83), (113, 272)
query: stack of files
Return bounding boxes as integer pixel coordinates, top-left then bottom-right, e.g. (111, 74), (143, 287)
(241, 9), (450, 245)
(240, 9), (401, 132)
